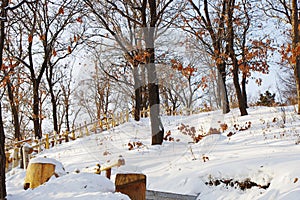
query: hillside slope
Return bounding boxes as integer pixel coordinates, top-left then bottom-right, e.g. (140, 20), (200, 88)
(6, 106), (300, 200)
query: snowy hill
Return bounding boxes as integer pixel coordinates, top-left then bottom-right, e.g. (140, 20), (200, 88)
(5, 106), (300, 200)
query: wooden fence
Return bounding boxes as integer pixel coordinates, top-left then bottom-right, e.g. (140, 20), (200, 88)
(5, 106), (206, 172)
(5, 110), (130, 172)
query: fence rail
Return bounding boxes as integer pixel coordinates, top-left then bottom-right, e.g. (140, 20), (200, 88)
(5, 106), (208, 172)
(5, 110), (131, 172)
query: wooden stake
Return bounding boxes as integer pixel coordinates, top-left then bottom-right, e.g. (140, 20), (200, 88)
(53, 131), (58, 144)
(24, 163), (56, 189)
(106, 168), (111, 179)
(12, 147), (19, 168)
(5, 150), (10, 172)
(84, 121), (89, 136)
(79, 124), (83, 138)
(126, 110), (129, 122)
(115, 173), (146, 200)
(99, 120), (103, 131)
(64, 131), (69, 142)
(120, 112), (124, 124)
(71, 129), (75, 140)
(45, 134), (50, 149)
(22, 145), (32, 169)
(142, 107), (146, 118)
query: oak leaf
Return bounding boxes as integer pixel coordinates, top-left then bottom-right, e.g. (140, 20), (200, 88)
(67, 46), (72, 54)
(52, 49), (57, 57)
(58, 7), (64, 15)
(28, 35), (33, 43)
(76, 17), (83, 23)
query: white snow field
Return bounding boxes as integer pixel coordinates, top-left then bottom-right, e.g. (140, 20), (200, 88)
(5, 106), (300, 200)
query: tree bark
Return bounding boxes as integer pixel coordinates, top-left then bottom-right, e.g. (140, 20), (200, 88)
(146, 43), (164, 145)
(6, 75), (21, 140)
(133, 64), (142, 121)
(0, 102), (6, 200)
(65, 99), (70, 132)
(145, 0), (164, 145)
(32, 79), (42, 138)
(50, 88), (59, 133)
(0, 2), (8, 199)
(46, 66), (59, 134)
(291, 0), (300, 114)
(217, 62), (230, 114)
(241, 73), (248, 108)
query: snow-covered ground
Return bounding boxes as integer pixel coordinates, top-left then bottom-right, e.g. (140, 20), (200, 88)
(5, 106), (300, 200)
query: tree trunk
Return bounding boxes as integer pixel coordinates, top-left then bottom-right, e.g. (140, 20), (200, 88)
(217, 62), (230, 114)
(33, 80), (41, 139)
(6, 76), (21, 140)
(50, 90), (59, 133)
(291, 0), (300, 114)
(0, 1), (8, 198)
(65, 100), (70, 132)
(133, 64), (142, 121)
(232, 66), (248, 116)
(0, 102), (6, 200)
(145, 26), (164, 145)
(47, 66), (59, 133)
(147, 47), (163, 144)
(141, 66), (148, 109)
(226, 0), (248, 116)
(241, 73), (248, 108)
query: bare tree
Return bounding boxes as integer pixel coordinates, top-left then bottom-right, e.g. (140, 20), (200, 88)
(225, 0), (248, 116)
(291, 0), (300, 114)
(263, 0), (300, 113)
(0, 1), (7, 198)
(7, 0), (85, 138)
(183, 0), (230, 114)
(85, 0), (178, 145)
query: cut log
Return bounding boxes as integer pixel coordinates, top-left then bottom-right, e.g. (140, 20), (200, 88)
(115, 173), (146, 200)
(24, 163), (56, 189)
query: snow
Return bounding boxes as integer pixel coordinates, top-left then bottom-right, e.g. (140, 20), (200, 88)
(28, 157), (66, 177)
(5, 106), (300, 199)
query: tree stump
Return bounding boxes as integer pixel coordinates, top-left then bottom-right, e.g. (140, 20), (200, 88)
(24, 163), (56, 189)
(115, 173), (146, 200)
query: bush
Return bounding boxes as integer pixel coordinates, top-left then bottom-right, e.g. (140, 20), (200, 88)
(256, 90), (275, 106)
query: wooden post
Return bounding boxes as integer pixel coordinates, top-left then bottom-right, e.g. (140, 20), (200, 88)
(112, 115), (116, 127)
(93, 123), (97, 133)
(116, 113), (120, 126)
(5, 150), (10, 172)
(120, 112), (124, 124)
(51, 138), (55, 147)
(71, 129), (75, 140)
(147, 106), (150, 118)
(12, 147), (20, 168)
(104, 115), (110, 130)
(24, 163), (56, 189)
(99, 120), (103, 131)
(106, 168), (112, 179)
(45, 134), (50, 149)
(132, 108), (135, 119)
(64, 131), (69, 142)
(53, 131), (58, 144)
(115, 173), (146, 200)
(58, 135), (62, 144)
(22, 145), (33, 169)
(38, 139), (42, 153)
(126, 110), (129, 122)
(79, 124), (83, 138)
(84, 121), (89, 136)
(142, 107), (146, 118)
